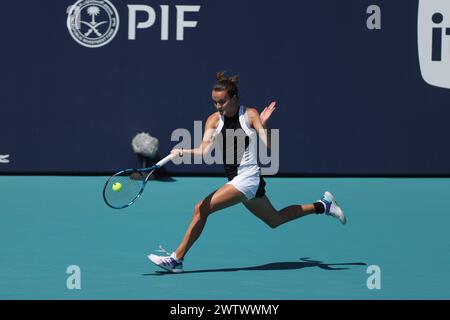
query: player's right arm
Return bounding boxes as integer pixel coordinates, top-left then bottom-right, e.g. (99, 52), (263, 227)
(171, 113), (219, 157)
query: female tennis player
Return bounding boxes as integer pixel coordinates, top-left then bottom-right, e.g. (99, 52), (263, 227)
(148, 72), (346, 273)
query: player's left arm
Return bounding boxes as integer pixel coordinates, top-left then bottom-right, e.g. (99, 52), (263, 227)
(247, 102), (276, 149)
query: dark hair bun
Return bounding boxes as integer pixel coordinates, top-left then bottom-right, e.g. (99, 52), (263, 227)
(216, 71), (226, 81)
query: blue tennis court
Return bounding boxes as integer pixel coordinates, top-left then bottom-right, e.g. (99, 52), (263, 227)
(1, 176), (449, 300)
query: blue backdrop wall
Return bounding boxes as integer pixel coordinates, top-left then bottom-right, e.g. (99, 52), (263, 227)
(1, 0), (449, 175)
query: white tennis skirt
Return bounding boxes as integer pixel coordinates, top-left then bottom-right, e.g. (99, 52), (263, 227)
(226, 168), (262, 200)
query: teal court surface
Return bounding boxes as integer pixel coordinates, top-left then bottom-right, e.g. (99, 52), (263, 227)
(0, 176), (449, 300)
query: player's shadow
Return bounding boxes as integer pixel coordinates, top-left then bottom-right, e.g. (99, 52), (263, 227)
(142, 258), (367, 276)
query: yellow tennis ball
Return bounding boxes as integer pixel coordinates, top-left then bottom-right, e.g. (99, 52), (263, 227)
(112, 182), (122, 192)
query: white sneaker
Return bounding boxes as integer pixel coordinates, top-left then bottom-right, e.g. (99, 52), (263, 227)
(147, 246), (184, 273)
(318, 191), (347, 224)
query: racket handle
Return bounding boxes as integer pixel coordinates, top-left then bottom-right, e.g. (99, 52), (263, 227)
(155, 154), (175, 167)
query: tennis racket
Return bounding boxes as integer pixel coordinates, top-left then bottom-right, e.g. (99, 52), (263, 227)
(103, 154), (174, 209)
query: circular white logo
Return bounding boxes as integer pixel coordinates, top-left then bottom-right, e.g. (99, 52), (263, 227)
(67, 0), (119, 48)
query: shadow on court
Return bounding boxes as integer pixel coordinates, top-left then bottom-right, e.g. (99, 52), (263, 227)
(142, 258), (367, 276)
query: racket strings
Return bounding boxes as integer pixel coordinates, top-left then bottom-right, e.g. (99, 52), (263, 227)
(104, 171), (145, 208)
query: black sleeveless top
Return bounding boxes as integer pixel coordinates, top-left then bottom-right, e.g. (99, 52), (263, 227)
(217, 108), (266, 198)
(221, 111), (250, 180)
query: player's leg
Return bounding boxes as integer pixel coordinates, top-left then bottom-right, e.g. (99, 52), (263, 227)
(244, 191), (346, 228)
(174, 184), (246, 260)
(148, 183), (246, 272)
(243, 195), (317, 228)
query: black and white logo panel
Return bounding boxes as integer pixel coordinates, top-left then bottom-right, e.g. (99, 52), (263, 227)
(67, 0), (119, 48)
